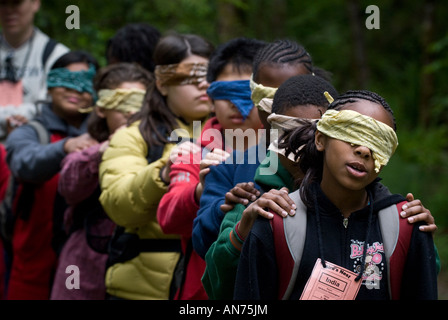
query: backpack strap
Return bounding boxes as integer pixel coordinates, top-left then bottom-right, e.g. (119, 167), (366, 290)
(271, 189), (308, 300)
(378, 200), (412, 300)
(0, 170), (17, 245)
(27, 120), (50, 145)
(9, 120), (51, 222)
(41, 38), (58, 68)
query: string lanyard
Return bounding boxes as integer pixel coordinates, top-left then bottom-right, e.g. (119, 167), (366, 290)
(0, 29), (35, 82)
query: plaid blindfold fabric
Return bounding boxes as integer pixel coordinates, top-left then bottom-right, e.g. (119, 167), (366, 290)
(155, 62), (208, 86)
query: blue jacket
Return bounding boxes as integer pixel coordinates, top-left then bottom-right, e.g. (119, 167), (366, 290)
(5, 103), (88, 183)
(192, 143), (267, 259)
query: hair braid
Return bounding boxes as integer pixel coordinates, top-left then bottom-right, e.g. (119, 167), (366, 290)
(252, 39), (313, 80)
(328, 90), (396, 130)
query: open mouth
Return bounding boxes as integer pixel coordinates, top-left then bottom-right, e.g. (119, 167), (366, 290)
(346, 162), (367, 178)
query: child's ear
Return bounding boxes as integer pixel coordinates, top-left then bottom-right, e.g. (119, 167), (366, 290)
(315, 131), (325, 151)
(95, 107), (106, 119)
(156, 79), (168, 96)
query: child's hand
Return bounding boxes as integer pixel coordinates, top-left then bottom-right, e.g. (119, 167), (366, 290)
(220, 182), (261, 213)
(199, 148), (230, 171)
(401, 193), (437, 233)
(195, 148), (230, 202)
(6, 115), (28, 133)
(169, 141), (201, 165)
(64, 133), (98, 153)
(237, 187), (296, 239)
(161, 141), (201, 184)
(98, 140), (110, 155)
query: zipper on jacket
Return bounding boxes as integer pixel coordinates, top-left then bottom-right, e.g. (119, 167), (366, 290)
(343, 217), (349, 229)
(341, 214), (349, 264)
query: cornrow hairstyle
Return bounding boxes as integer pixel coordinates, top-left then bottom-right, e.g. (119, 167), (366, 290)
(328, 90), (396, 130)
(271, 74), (339, 114)
(128, 33), (215, 147)
(87, 63), (153, 142)
(206, 37), (267, 83)
(252, 39), (313, 81)
(279, 89), (396, 207)
(106, 23), (161, 72)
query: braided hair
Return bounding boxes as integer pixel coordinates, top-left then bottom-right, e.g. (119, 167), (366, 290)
(328, 90), (396, 130)
(252, 39), (313, 80)
(279, 89), (396, 207)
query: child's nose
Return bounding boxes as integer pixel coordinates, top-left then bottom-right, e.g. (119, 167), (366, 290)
(197, 79), (209, 90)
(354, 145), (371, 159)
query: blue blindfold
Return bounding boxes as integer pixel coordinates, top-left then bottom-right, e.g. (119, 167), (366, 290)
(206, 80), (254, 120)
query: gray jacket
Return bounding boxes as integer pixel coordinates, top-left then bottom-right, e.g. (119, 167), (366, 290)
(5, 103), (88, 184)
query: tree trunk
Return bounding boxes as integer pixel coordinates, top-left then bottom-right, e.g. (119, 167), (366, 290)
(346, 0), (369, 88)
(216, 0), (244, 42)
(419, 0), (436, 127)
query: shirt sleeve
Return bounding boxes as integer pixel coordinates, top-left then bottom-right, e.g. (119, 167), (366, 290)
(202, 203), (245, 300)
(157, 151), (201, 237)
(99, 126), (171, 228)
(5, 123), (66, 183)
(192, 162), (236, 259)
(58, 143), (102, 205)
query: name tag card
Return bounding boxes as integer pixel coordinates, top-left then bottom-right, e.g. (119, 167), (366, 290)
(300, 258), (361, 300)
(0, 80), (23, 106)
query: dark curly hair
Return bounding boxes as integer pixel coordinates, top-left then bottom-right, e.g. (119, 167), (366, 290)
(106, 23), (161, 73)
(206, 37), (266, 83)
(271, 74), (338, 115)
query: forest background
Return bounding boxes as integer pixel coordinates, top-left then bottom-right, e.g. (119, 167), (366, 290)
(34, 0), (447, 298)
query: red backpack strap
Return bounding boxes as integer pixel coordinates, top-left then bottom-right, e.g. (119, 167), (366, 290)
(379, 200), (413, 300)
(388, 200), (413, 300)
(270, 189), (308, 300)
(270, 212), (294, 300)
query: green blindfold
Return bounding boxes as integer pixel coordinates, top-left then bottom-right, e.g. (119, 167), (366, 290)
(47, 64), (96, 98)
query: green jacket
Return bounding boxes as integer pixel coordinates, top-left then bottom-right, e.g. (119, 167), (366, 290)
(202, 151), (295, 299)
